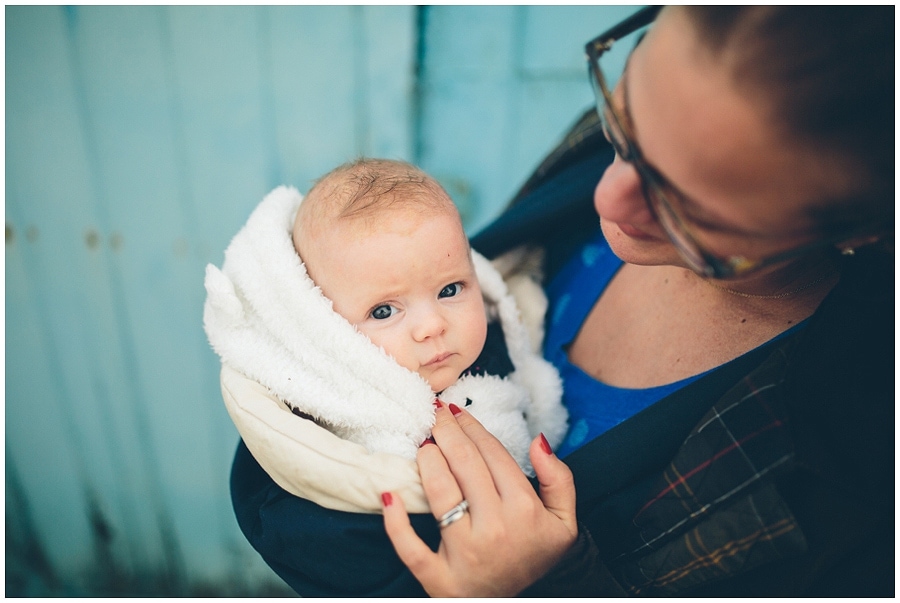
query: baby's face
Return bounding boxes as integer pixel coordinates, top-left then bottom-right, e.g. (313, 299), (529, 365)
(307, 209), (487, 393)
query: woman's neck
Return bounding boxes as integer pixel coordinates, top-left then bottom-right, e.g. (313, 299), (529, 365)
(569, 258), (840, 389)
(695, 252), (842, 311)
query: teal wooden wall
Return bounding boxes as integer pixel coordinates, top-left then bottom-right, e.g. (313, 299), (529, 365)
(6, 5), (636, 596)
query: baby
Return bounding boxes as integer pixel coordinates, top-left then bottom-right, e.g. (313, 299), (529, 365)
(292, 159), (489, 395)
(204, 158), (566, 513)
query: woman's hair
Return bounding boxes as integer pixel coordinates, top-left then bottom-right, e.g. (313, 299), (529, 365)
(685, 6), (893, 236)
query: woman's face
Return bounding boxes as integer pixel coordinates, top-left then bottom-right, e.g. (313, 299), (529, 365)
(593, 6), (853, 277)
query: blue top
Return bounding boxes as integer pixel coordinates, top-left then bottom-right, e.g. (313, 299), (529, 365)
(544, 232), (804, 458)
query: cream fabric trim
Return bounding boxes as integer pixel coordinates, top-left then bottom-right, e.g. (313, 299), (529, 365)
(221, 364), (430, 515)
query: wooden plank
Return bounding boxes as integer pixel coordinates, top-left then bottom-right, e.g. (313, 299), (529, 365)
(5, 220), (95, 592)
(520, 5), (639, 76)
(6, 6), (173, 589)
(161, 6), (301, 588)
(264, 5), (360, 192)
(359, 6), (416, 159)
(417, 6), (636, 233)
(61, 5), (263, 588)
(416, 6), (520, 231)
(514, 6), (638, 178)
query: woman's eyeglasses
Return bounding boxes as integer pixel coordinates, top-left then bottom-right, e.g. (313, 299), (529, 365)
(585, 5), (855, 279)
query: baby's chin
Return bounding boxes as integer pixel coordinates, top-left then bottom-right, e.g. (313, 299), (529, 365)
(428, 380), (455, 395)
(423, 370), (464, 395)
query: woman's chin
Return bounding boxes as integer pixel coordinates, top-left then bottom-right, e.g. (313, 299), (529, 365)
(600, 219), (679, 267)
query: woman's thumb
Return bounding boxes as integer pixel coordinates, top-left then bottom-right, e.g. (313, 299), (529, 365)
(530, 434), (577, 530)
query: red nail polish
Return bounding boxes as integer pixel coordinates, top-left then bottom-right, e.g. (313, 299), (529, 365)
(449, 403), (462, 416)
(381, 492), (393, 507)
(433, 399), (443, 408)
(539, 433), (552, 455)
(420, 436), (435, 447)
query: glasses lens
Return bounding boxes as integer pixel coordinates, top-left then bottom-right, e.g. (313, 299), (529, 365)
(601, 107), (632, 160)
(589, 59), (633, 162)
(643, 180), (716, 276)
(590, 26), (650, 162)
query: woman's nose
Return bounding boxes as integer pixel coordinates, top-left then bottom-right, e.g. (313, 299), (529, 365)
(593, 156), (655, 225)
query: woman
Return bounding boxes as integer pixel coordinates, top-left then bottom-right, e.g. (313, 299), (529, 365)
(230, 6), (893, 596)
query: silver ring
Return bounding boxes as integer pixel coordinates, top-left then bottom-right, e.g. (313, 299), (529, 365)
(437, 499), (469, 529)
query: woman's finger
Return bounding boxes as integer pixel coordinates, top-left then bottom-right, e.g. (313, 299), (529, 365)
(529, 435), (578, 532)
(444, 402), (537, 497)
(380, 491), (449, 593)
(416, 439), (471, 532)
(430, 403), (502, 514)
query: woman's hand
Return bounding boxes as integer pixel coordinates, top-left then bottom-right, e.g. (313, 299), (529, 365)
(381, 402), (578, 597)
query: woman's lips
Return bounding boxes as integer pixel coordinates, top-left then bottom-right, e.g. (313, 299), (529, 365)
(615, 221), (656, 240)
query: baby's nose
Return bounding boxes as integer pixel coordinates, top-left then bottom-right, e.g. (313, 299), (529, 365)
(412, 308), (447, 342)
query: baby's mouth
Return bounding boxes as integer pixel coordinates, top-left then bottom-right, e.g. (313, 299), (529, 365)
(423, 352), (452, 367)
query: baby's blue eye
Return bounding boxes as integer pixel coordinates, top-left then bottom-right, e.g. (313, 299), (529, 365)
(439, 283), (462, 298)
(371, 304), (397, 320)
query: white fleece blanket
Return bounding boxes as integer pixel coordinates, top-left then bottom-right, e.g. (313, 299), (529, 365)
(204, 186), (566, 487)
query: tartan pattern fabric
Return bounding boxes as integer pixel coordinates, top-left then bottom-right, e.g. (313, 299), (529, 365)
(611, 345), (809, 595)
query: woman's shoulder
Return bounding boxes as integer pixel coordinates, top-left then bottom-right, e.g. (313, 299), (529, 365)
(782, 246), (893, 491)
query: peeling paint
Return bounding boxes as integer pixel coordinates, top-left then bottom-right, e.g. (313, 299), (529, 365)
(84, 229), (100, 250)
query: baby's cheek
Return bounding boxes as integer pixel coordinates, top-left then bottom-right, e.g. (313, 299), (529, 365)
(468, 318), (489, 364)
(358, 328), (410, 369)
